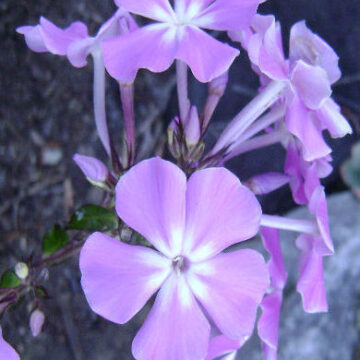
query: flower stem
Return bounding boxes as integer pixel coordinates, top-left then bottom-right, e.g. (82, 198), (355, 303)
(119, 83), (136, 166)
(92, 50), (111, 156)
(261, 214), (319, 235)
(210, 80), (286, 155)
(176, 60), (190, 124)
(225, 130), (286, 161)
(234, 104), (285, 145)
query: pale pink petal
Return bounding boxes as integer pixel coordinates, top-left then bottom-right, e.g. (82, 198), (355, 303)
(80, 232), (171, 324)
(290, 20), (341, 84)
(316, 98), (352, 138)
(132, 274), (210, 360)
(39, 17), (88, 55)
(67, 37), (95, 67)
(205, 335), (242, 360)
(296, 235), (328, 313)
(308, 186), (334, 256)
(194, 0), (262, 31)
(0, 327), (19, 360)
(16, 25), (48, 52)
(183, 167), (261, 262)
(285, 94), (331, 161)
(176, 25), (239, 83)
(115, 158), (186, 257)
(258, 19), (288, 80)
(284, 140), (307, 205)
(290, 60), (331, 110)
(258, 290), (283, 357)
(260, 227), (287, 289)
(187, 249), (269, 340)
(103, 24), (177, 83)
(115, 0), (175, 23)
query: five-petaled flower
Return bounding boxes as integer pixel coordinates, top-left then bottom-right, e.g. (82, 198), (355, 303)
(80, 157), (269, 360)
(103, 0), (265, 83)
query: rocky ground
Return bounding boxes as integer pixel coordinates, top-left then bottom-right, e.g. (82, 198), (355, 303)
(1, 0), (360, 359)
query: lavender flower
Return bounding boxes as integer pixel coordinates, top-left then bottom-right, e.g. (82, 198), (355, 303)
(103, 0), (265, 83)
(80, 157), (269, 360)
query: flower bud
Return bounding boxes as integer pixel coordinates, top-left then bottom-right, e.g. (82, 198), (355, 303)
(14, 262), (29, 280)
(184, 106), (201, 146)
(30, 309), (45, 337)
(73, 154), (108, 185)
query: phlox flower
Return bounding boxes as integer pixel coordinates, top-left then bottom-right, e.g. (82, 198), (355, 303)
(0, 326), (19, 360)
(16, 9), (136, 68)
(17, 9), (137, 156)
(231, 15), (352, 161)
(103, 0), (265, 83)
(80, 157), (269, 360)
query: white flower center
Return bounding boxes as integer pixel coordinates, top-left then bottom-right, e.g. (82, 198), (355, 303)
(172, 255), (189, 275)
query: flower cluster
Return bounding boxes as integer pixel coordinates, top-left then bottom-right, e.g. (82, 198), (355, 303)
(4, 0), (352, 359)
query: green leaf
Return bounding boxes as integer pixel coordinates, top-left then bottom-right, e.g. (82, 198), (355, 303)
(0, 270), (21, 288)
(67, 205), (118, 231)
(43, 225), (69, 255)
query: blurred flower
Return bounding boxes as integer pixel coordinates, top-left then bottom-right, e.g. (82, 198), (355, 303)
(29, 309), (45, 337)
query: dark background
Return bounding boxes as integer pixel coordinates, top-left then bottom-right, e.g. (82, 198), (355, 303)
(0, 0), (359, 359)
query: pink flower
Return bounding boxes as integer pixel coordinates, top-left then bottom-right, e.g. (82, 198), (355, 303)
(231, 15), (352, 161)
(0, 326), (19, 360)
(16, 9), (137, 68)
(205, 335), (242, 360)
(80, 157), (269, 360)
(103, 0), (264, 83)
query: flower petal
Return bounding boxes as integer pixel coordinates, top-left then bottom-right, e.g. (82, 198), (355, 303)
(176, 25), (239, 83)
(187, 249), (269, 340)
(260, 227), (287, 289)
(285, 94), (331, 161)
(16, 25), (48, 52)
(39, 17), (88, 55)
(290, 20), (341, 84)
(296, 235), (328, 313)
(132, 274), (210, 360)
(80, 232), (171, 324)
(183, 167), (261, 262)
(258, 291), (283, 360)
(205, 335), (242, 360)
(103, 24), (177, 83)
(0, 327), (19, 360)
(194, 0), (261, 31)
(115, 158), (186, 257)
(115, 0), (175, 23)
(290, 60), (331, 110)
(316, 98), (352, 138)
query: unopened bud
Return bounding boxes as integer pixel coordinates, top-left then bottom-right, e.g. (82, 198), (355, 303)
(14, 262), (29, 280)
(30, 309), (45, 337)
(184, 106), (201, 146)
(73, 154), (109, 185)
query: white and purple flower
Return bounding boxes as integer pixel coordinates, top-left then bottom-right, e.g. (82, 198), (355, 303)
(80, 157), (269, 360)
(103, 0), (265, 83)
